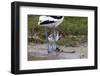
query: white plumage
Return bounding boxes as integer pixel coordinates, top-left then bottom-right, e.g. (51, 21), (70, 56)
(38, 16), (64, 28)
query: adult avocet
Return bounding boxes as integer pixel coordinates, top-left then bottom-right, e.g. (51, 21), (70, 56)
(38, 16), (64, 53)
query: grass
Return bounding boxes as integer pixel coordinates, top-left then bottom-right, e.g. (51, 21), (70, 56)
(58, 16), (88, 35)
(57, 35), (87, 47)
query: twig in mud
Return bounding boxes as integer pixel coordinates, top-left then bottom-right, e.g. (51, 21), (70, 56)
(60, 50), (75, 53)
(55, 47), (76, 53)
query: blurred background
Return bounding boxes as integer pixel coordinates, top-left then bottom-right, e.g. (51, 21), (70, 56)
(28, 15), (88, 47)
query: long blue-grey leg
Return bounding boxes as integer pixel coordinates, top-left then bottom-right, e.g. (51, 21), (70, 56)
(45, 27), (48, 42)
(44, 27), (48, 53)
(52, 26), (56, 51)
(45, 27), (52, 53)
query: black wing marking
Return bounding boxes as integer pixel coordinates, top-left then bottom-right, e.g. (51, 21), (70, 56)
(50, 16), (63, 19)
(40, 20), (55, 25)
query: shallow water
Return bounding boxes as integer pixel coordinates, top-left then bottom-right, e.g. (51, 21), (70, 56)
(28, 43), (88, 61)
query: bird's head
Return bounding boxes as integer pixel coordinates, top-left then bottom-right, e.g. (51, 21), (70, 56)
(38, 16), (48, 25)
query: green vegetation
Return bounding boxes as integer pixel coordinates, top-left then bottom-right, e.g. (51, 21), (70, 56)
(28, 15), (88, 47)
(58, 16), (88, 35)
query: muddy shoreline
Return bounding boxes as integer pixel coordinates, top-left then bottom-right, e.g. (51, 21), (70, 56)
(28, 43), (88, 61)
